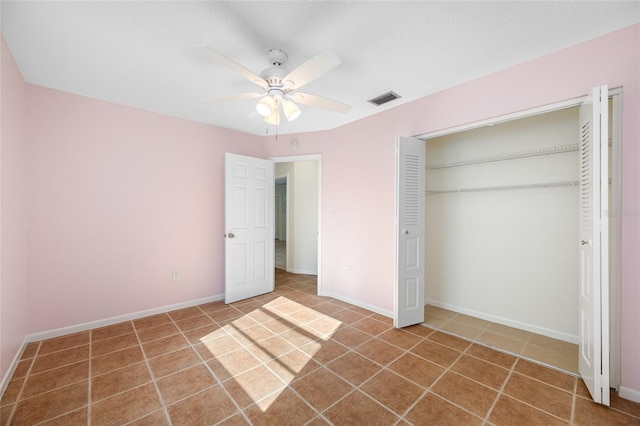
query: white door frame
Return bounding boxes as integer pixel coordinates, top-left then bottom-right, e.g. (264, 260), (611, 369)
(413, 88), (622, 387)
(270, 154), (323, 295)
(609, 92), (623, 391)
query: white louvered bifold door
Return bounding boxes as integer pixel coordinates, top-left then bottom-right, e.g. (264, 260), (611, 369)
(578, 85), (610, 405)
(395, 137), (425, 328)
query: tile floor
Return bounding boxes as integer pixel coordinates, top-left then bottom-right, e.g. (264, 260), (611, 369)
(423, 305), (579, 374)
(1, 270), (639, 425)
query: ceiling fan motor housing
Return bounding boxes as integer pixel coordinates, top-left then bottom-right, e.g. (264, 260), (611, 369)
(260, 49), (294, 93)
(260, 67), (286, 86)
(267, 88), (286, 99)
(267, 49), (288, 66)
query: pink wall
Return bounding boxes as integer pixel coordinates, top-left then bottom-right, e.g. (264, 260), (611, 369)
(1, 24), (638, 398)
(0, 37), (29, 380)
(264, 24), (640, 395)
(26, 87), (263, 333)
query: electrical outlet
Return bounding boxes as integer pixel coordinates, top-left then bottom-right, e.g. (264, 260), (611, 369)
(171, 271), (180, 281)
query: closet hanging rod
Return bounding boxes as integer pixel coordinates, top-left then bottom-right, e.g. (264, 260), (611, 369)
(426, 144), (578, 170)
(425, 180), (579, 195)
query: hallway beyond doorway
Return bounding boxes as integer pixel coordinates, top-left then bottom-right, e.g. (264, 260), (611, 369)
(275, 240), (286, 270)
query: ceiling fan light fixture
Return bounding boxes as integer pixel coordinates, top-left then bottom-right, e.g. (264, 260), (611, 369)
(256, 96), (275, 117)
(264, 107), (280, 125)
(282, 99), (301, 121)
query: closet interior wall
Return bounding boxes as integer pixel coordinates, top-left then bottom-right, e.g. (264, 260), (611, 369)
(424, 106), (580, 343)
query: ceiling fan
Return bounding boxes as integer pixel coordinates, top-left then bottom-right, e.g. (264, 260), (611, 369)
(204, 47), (351, 125)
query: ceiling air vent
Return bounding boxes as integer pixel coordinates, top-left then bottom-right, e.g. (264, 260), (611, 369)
(368, 91), (401, 106)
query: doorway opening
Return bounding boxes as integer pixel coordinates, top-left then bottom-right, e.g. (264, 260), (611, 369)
(271, 155), (322, 295)
(275, 175), (287, 270)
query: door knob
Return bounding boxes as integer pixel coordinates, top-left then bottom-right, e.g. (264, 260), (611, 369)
(581, 240), (589, 245)
(227, 233), (235, 239)
(402, 230), (409, 235)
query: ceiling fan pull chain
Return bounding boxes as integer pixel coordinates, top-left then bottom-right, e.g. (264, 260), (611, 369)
(264, 122), (279, 140)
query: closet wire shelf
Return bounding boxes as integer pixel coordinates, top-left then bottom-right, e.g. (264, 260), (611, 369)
(425, 143), (579, 170)
(425, 180), (579, 195)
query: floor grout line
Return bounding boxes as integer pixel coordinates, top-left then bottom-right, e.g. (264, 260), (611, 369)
(422, 339), (487, 422)
(87, 329), (92, 426)
(239, 294), (334, 425)
(200, 294), (324, 425)
(5, 276), (639, 425)
(175, 305), (253, 425)
(6, 342), (40, 425)
(425, 305), (579, 374)
(422, 319), (580, 377)
(569, 377), (578, 425)
(132, 318), (173, 426)
(482, 352), (517, 425)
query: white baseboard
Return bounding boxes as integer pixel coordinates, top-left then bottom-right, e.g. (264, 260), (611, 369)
(3, 293), (224, 398)
(25, 294), (224, 343)
(0, 340), (28, 400)
(620, 386), (640, 403)
(425, 299), (579, 344)
(322, 291), (393, 319)
(286, 267), (318, 275)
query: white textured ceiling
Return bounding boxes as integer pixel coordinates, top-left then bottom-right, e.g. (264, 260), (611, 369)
(2, 1), (638, 136)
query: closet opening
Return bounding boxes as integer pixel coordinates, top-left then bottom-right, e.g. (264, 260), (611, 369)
(414, 91), (621, 386)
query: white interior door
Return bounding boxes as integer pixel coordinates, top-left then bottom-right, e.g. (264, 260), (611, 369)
(578, 85), (610, 405)
(395, 136), (425, 328)
(225, 153), (274, 304)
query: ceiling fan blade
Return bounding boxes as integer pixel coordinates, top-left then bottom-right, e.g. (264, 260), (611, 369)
(203, 46), (268, 90)
(283, 51), (341, 90)
(205, 92), (264, 104)
(290, 92), (351, 114)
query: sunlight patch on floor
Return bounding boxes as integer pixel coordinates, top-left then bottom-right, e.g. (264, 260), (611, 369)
(200, 296), (342, 411)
